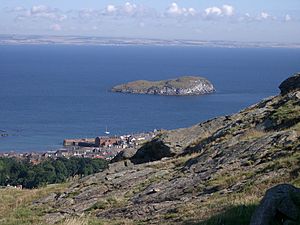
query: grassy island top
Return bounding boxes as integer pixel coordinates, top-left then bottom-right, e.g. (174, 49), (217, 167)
(112, 76), (212, 91)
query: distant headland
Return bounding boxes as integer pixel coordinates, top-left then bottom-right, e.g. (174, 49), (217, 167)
(1, 35), (300, 48)
(111, 76), (215, 96)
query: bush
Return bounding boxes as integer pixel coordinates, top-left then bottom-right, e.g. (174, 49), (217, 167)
(0, 157), (108, 189)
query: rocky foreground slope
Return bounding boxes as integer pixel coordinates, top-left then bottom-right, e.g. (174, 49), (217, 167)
(36, 73), (300, 224)
(111, 76), (215, 96)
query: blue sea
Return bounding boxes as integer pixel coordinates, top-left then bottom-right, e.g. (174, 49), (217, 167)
(0, 45), (300, 151)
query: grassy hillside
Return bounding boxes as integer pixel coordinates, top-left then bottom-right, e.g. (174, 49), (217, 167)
(0, 184), (68, 225)
(0, 73), (299, 225)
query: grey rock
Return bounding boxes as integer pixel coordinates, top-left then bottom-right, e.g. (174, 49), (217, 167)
(74, 186), (108, 202)
(33, 193), (58, 205)
(130, 139), (175, 164)
(44, 212), (67, 224)
(111, 148), (138, 163)
(97, 201), (180, 220)
(107, 160), (133, 173)
(127, 116), (230, 164)
(279, 73), (300, 95)
(250, 184), (300, 225)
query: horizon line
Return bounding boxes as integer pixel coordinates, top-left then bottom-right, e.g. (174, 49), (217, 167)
(0, 34), (300, 49)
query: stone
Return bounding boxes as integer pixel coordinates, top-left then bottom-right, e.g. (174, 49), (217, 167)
(44, 212), (67, 224)
(107, 161), (130, 173)
(279, 73), (300, 95)
(130, 139), (175, 164)
(147, 188), (161, 195)
(250, 184), (300, 225)
(33, 193), (58, 205)
(111, 148), (138, 162)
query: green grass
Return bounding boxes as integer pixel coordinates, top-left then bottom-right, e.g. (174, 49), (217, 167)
(0, 183), (68, 225)
(87, 196), (128, 213)
(113, 76), (208, 91)
(66, 190), (81, 198)
(58, 216), (137, 225)
(270, 100), (300, 129)
(87, 201), (108, 211)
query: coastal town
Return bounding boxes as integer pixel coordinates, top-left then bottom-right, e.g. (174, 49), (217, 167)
(0, 131), (158, 164)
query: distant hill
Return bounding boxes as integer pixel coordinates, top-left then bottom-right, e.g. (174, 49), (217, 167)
(111, 76), (215, 96)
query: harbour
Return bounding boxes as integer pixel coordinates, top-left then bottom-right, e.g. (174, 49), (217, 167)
(0, 131), (157, 163)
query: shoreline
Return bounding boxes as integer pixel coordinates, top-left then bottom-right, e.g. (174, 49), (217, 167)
(0, 131), (157, 162)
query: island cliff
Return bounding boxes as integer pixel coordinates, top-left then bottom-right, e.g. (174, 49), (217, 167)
(111, 76), (215, 96)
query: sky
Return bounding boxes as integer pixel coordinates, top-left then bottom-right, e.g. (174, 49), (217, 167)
(1, 0), (300, 43)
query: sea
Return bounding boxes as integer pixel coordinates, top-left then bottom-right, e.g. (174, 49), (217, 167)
(0, 45), (300, 152)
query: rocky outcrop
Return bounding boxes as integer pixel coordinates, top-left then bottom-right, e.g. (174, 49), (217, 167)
(121, 81), (300, 164)
(111, 76), (215, 96)
(111, 148), (138, 163)
(112, 116), (231, 164)
(130, 139), (175, 164)
(250, 184), (300, 225)
(279, 73), (300, 95)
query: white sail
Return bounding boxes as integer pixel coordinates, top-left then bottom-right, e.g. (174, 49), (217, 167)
(105, 126), (110, 135)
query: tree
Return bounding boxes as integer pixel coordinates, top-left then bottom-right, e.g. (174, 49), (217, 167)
(0, 157), (108, 188)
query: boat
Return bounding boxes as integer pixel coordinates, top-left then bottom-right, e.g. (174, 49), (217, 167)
(105, 126), (110, 135)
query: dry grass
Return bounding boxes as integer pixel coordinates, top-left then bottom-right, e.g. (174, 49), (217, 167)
(62, 217), (89, 225)
(61, 216), (136, 225)
(145, 152), (201, 170)
(169, 152), (300, 225)
(173, 191), (260, 225)
(291, 122), (300, 134)
(0, 183), (69, 225)
(240, 128), (267, 141)
(176, 177), (298, 225)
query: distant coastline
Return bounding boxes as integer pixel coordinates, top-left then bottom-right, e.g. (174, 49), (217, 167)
(0, 131), (156, 163)
(1, 34), (300, 49)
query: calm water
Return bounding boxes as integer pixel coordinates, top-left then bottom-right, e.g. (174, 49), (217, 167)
(0, 45), (300, 151)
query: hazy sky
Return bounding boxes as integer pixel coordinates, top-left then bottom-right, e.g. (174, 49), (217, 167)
(1, 0), (300, 42)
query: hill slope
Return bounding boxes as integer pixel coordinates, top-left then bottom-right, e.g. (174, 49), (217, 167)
(5, 73), (300, 225)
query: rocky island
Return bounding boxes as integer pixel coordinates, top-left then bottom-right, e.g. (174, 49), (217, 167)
(111, 76), (215, 96)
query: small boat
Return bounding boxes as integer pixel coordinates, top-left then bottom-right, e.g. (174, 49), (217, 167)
(105, 126), (110, 135)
